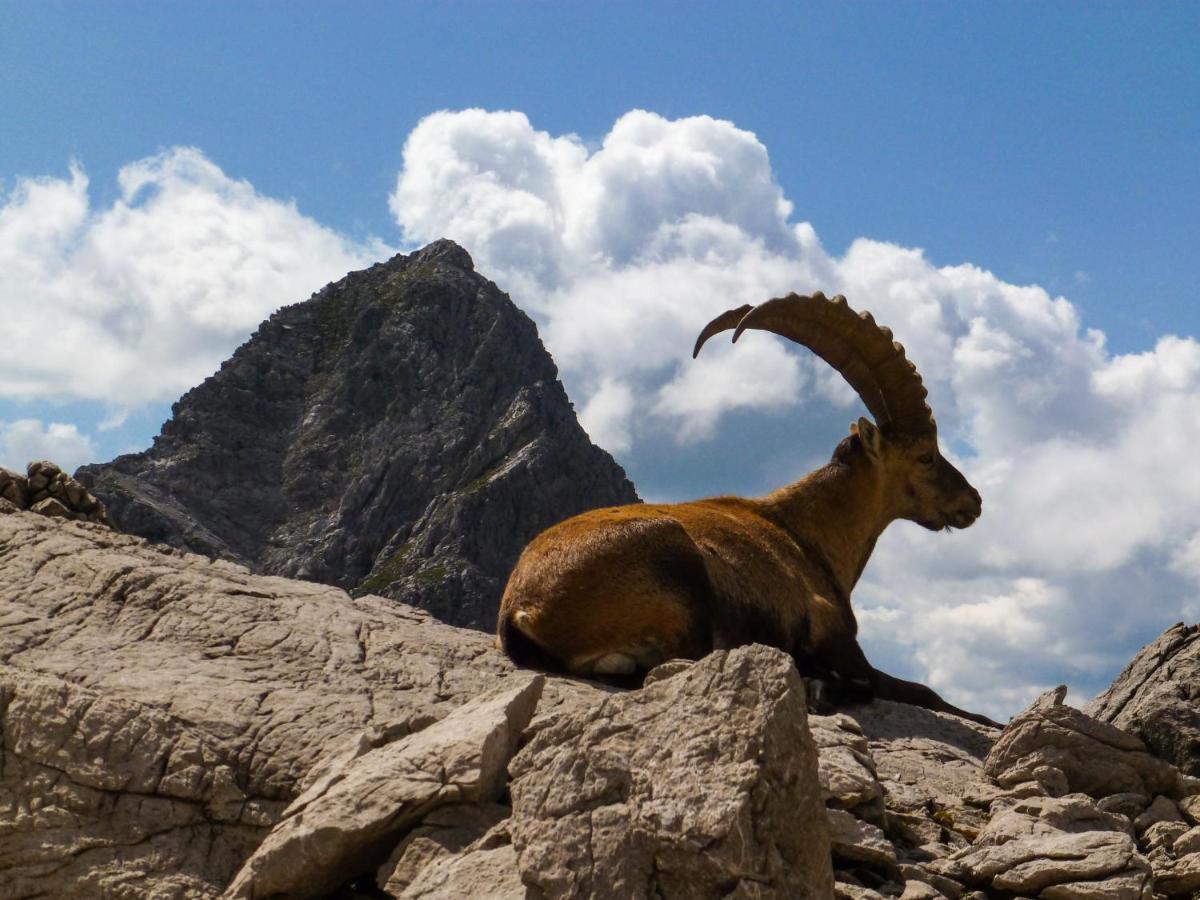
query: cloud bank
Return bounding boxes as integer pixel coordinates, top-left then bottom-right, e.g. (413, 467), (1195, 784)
(0, 148), (383, 414)
(0, 419), (95, 476)
(392, 109), (1199, 718)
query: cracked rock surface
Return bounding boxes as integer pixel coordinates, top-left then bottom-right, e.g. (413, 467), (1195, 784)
(507, 645), (835, 899)
(986, 684), (1184, 800)
(75, 239), (637, 631)
(1086, 622), (1200, 778)
(225, 677), (543, 899)
(0, 511), (602, 898)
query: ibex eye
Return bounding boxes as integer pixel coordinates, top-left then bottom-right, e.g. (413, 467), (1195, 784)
(918, 453), (935, 465)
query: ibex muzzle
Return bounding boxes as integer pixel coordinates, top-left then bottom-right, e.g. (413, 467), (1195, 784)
(498, 292), (996, 727)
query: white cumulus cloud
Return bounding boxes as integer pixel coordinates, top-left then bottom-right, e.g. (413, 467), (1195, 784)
(389, 108), (1198, 720)
(0, 419), (96, 475)
(0, 148), (386, 412)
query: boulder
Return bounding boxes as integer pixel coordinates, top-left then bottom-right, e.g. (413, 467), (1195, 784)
(507, 645), (835, 899)
(985, 685), (1182, 800)
(225, 678), (542, 899)
(1085, 622), (1200, 777)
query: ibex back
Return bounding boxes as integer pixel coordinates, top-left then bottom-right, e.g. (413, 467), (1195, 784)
(497, 292), (995, 726)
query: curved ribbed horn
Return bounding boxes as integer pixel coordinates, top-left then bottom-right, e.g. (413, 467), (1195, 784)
(693, 292), (936, 435)
(692, 304), (753, 359)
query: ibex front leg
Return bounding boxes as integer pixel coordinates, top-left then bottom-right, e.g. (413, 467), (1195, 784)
(818, 634), (1000, 729)
(869, 667), (1000, 728)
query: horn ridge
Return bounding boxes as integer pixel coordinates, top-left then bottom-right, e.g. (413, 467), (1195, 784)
(692, 292), (936, 435)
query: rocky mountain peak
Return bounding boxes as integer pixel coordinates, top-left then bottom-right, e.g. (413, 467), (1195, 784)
(77, 239), (637, 630)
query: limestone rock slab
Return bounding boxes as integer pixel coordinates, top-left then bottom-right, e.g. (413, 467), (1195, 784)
(508, 644), (834, 899)
(0, 511), (604, 897)
(954, 795), (1151, 896)
(225, 677), (542, 899)
(377, 803), (512, 895)
(985, 687), (1180, 800)
(1085, 623), (1200, 777)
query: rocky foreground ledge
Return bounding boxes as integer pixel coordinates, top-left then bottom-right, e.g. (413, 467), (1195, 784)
(3, 510), (1200, 898)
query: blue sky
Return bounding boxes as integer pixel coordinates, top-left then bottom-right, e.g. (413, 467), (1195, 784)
(2, 3), (1198, 717)
(5, 3), (1196, 348)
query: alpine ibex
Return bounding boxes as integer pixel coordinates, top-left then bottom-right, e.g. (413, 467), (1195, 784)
(498, 292), (995, 726)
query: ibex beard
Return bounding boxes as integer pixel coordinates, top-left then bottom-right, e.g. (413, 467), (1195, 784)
(497, 291), (996, 728)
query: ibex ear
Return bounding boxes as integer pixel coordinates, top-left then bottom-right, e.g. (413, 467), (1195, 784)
(851, 417), (883, 460)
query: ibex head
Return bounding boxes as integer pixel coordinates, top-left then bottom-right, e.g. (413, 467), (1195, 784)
(694, 292), (981, 533)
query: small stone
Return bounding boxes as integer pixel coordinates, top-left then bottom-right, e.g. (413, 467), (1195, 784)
(899, 879), (944, 900)
(1179, 793), (1200, 825)
(26, 459), (61, 479)
(887, 810), (945, 847)
(93, 501), (114, 529)
(30, 497), (71, 519)
(64, 480), (86, 507)
(0, 481), (23, 506)
(834, 880), (890, 900)
(828, 808), (899, 874)
(1030, 765), (1070, 796)
(0, 468), (28, 507)
(1032, 685), (1069, 709)
(1097, 792), (1150, 820)
(1141, 819), (1188, 853)
(1134, 794), (1182, 834)
(898, 863), (963, 899)
(1172, 824), (1200, 857)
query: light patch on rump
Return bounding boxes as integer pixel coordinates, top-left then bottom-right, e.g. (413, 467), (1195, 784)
(590, 652), (639, 675)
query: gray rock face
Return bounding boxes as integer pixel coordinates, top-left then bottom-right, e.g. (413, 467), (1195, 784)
(985, 684), (1184, 801)
(0, 510), (584, 898)
(952, 795), (1152, 898)
(225, 678), (543, 899)
(75, 239), (637, 630)
(1085, 622), (1200, 777)
(507, 646), (835, 899)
